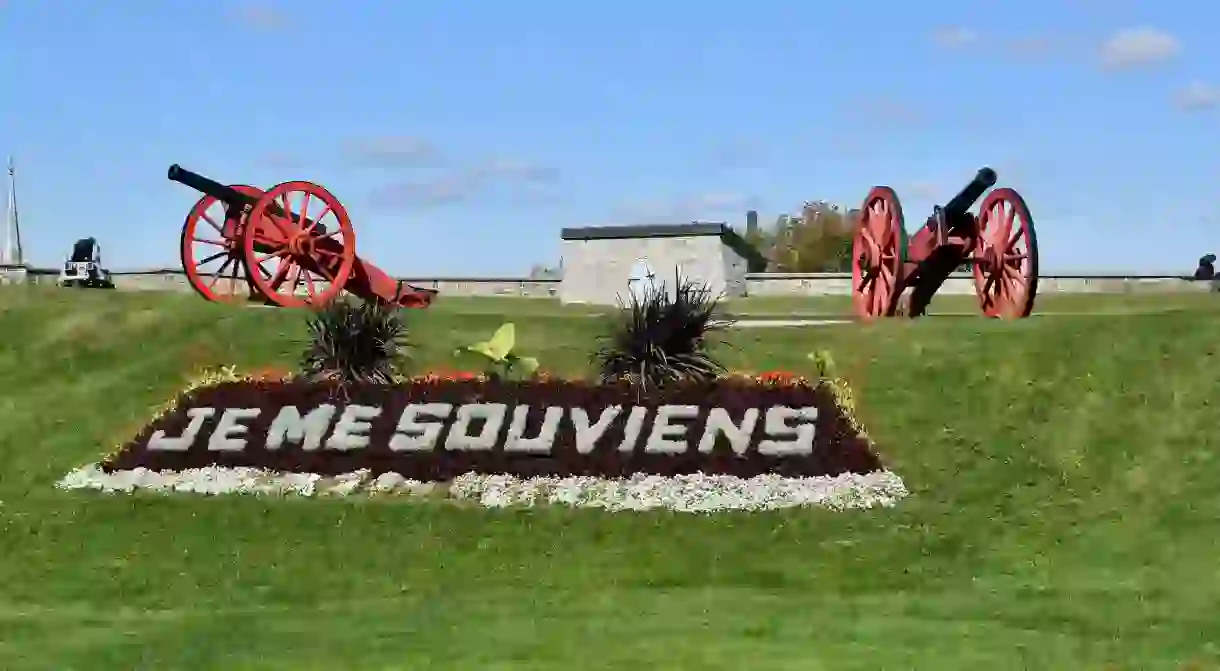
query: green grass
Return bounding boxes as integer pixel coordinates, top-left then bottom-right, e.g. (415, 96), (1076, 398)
(1, 286), (1219, 669)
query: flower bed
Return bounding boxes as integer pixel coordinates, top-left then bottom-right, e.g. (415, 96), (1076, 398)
(56, 367), (908, 513)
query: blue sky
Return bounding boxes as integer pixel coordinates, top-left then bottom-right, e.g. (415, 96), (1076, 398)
(2, 0), (1217, 275)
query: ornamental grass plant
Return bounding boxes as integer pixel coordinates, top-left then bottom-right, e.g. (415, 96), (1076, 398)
(593, 274), (734, 389)
(299, 296), (413, 384)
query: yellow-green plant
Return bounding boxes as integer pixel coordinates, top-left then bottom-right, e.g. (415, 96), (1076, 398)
(807, 349), (866, 438)
(455, 322), (539, 380)
(807, 349), (837, 379)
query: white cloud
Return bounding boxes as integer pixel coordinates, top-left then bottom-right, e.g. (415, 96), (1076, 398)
(931, 27), (979, 49)
(368, 157), (560, 208)
(230, 3), (289, 30)
(1098, 27), (1181, 70)
(1174, 81), (1220, 111)
(344, 137), (440, 167)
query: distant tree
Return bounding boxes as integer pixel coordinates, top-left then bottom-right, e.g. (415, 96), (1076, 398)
(748, 201), (857, 272)
(529, 264), (563, 280)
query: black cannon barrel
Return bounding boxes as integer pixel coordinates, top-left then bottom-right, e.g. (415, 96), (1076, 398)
(167, 164), (330, 236)
(943, 167), (998, 217)
(167, 164), (258, 208)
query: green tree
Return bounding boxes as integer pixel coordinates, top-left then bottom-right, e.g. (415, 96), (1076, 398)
(751, 201), (858, 272)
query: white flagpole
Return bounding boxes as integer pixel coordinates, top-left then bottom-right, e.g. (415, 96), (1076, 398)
(5, 156), (22, 266)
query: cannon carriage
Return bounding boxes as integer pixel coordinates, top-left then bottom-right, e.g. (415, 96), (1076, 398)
(852, 167), (1038, 320)
(169, 165), (437, 309)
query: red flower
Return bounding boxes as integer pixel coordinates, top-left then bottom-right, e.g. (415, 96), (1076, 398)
(415, 369), (482, 382)
(248, 366), (291, 381)
(757, 370), (798, 383)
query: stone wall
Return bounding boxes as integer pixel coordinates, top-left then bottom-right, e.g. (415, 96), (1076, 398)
(559, 235), (734, 305)
(0, 266), (563, 298)
(0, 264), (1214, 297)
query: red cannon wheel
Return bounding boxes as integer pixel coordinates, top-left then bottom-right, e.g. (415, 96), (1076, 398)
(972, 188), (1039, 319)
(180, 184), (267, 303)
(242, 180), (357, 308)
(852, 187), (906, 321)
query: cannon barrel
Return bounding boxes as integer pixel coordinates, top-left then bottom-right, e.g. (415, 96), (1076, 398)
(943, 167), (998, 218)
(167, 164), (258, 208)
(167, 164), (329, 235)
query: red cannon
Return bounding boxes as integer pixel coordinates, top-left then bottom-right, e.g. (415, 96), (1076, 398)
(851, 167), (1038, 320)
(169, 165), (437, 309)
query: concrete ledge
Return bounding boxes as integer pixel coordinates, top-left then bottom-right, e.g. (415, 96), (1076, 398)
(0, 266), (563, 298)
(1, 265), (1215, 297)
(743, 272), (1216, 296)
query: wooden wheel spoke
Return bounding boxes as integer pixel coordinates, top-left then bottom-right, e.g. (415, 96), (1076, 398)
(297, 193), (313, 229)
(251, 234), (287, 249)
(303, 205), (331, 235)
(872, 280), (889, 314)
(981, 266), (998, 297)
(271, 265), (294, 292)
(200, 213), (223, 234)
(1002, 275), (1023, 303)
(313, 262), (336, 282)
(206, 257), (234, 289)
(290, 265), (304, 295)
(1007, 222), (1025, 248)
(192, 236), (226, 247)
(277, 194), (294, 226)
(861, 228), (878, 252)
(197, 250), (230, 265)
(280, 194), (308, 232)
(255, 248), (289, 265)
(267, 260), (293, 290)
(228, 255), (241, 291)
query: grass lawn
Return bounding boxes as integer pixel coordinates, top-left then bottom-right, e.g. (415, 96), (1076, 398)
(1, 286), (1218, 669)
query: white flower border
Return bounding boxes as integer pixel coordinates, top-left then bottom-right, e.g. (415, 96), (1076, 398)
(55, 464), (908, 513)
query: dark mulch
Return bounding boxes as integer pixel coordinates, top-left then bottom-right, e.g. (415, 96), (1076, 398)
(104, 378), (883, 480)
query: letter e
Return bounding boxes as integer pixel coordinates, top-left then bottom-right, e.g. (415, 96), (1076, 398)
(326, 405), (382, 451)
(645, 405), (699, 454)
(208, 408), (261, 451)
